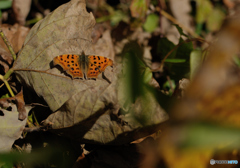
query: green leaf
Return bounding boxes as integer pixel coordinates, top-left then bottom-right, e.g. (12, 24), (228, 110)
(196, 0), (213, 23)
(181, 123), (240, 149)
(157, 37), (176, 61)
(0, 0), (12, 9)
(165, 58), (186, 63)
(143, 13), (159, 33)
(143, 67), (152, 83)
(110, 10), (128, 26)
(119, 42), (168, 126)
(190, 49), (202, 80)
(1, 93), (9, 99)
(233, 55), (240, 67)
(130, 0), (148, 19)
(206, 8), (225, 31)
(167, 38), (193, 81)
(157, 37), (193, 81)
(163, 80), (176, 95)
(174, 24), (189, 38)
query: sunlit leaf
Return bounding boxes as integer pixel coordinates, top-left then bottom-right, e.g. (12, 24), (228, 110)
(143, 14), (159, 33)
(206, 8), (225, 31)
(130, 0), (149, 19)
(181, 123), (240, 149)
(233, 55), (240, 67)
(0, 93), (9, 99)
(196, 0), (212, 23)
(0, 0), (12, 9)
(190, 49), (202, 80)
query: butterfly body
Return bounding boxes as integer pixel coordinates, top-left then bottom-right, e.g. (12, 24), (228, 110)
(53, 52), (113, 79)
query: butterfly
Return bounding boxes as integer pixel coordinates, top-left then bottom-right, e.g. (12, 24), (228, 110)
(53, 51), (113, 79)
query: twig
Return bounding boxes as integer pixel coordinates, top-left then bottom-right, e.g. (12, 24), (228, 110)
(0, 29), (17, 61)
(158, 8), (204, 40)
(0, 74), (15, 97)
(0, 29), (17, 97)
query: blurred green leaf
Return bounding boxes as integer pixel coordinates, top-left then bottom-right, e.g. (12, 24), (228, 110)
(157, 37), (193, 81)
(122, 50), (145, 103)
(196, 0), (212, 23)
(0, 147), (69, 168)
(0, 0), (12, 9)
(165, 59), (186, 63)
(143, 13), (159, 33)
(163, 80), (176, 95)
(174, 24), (189, 38)
(190, 49), (202, 80)
(142, 67), (152, 83)
(1, 93), (9, 99)
(157, 37), (176, 61)
(130, 0), (148, 19)
(233, 55), (240, 67)
(110, 10), (128, 26)
(181, 123), (240, 149)
(167, 38), (193, 81)
(195, 23), (203, 35)
(96, 4), (128, 25)
(206, 8), (225, 31)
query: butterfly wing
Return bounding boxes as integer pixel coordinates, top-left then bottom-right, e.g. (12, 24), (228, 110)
(86, 55), (113, 79)
(53, 54), (84, 79)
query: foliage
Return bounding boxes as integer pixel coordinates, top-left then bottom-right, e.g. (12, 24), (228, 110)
(0, 0), (238, 167)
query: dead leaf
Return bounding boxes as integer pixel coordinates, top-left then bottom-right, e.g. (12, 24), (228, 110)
(92, 30), (115, 60)
(0, 48), (12, 73)
(169, 0), (193, 34)
(0, 24), (29, 72)
(0, 24), (30, 54)
(12, 0), (168, 144)
(0, 89), (27, 120)
(0, 99), (32, 152)
(74, 137), (158, 168)
(12, 0), (32, 25)
(13, 0), (96, 111)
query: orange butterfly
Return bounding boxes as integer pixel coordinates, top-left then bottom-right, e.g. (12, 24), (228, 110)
(53, 51), (113, 79)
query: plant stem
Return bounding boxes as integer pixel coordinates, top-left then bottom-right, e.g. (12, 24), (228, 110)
(0, 74), (15, 97)
(159, 9), (204, 40)
(0, 29), (17, 60)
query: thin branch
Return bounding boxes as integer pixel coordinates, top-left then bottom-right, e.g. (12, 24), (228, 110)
(0, 74), (15, 97)
(158, 9), (204, 40)
(0, 29), (17, 61)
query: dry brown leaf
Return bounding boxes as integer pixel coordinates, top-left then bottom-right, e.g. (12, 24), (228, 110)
(0, 24), (30, 53)
(169, 0), (193, 35)
(12, 0), (168, 145)
(12, 0), (32, 25)
(74, 138), (158, 168)
(0, 89), (27, 120)
(0, 93), (32, 152)
(0, 24), (29, 72)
